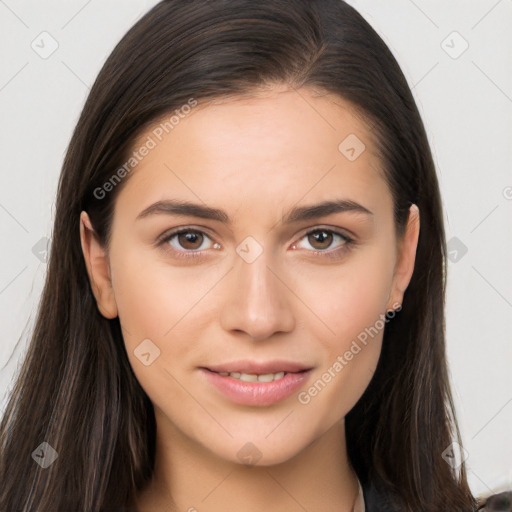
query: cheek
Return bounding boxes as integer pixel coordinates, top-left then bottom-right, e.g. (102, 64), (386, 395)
(288, 243), (394, 416)
(292, 243), (394, 350)
(111, 264), (170, 338)
(110, 245), (216, 338)
(294, 260), (391, 421)
(109, 248), (222, 389)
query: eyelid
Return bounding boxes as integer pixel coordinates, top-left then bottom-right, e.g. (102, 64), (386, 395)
(295, 224), (354, 243)
(155, 225), (216, 245)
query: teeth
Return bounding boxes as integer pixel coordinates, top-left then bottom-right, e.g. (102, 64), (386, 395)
(217, 371), (287, 382)
(240, 373), (258, 382)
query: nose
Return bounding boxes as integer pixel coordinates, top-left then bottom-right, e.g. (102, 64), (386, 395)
(219, 245), (295, 341)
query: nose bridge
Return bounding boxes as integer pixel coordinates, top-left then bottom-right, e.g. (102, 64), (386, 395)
(219, 236), (295, 340)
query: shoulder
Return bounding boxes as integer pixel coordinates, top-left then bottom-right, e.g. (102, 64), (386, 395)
(477, 490), (512, 512)
(362, 479), (512, 512)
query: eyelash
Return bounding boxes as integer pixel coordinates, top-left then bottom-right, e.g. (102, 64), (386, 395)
(156, 226), (355, 261)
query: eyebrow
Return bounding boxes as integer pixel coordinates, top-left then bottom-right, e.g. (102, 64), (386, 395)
(136, 198), (373, 224)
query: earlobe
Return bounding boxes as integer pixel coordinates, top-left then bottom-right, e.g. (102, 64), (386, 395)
(386, 204), (420, 310)
(79, 211), (118, 319)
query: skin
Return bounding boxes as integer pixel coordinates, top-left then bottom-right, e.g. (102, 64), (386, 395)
(80, 84), (420, 512)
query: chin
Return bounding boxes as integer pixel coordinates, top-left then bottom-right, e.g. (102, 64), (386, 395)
(204, 430), (314, 468)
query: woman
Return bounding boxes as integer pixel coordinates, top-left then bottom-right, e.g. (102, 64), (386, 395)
(0, 1), (501, 510)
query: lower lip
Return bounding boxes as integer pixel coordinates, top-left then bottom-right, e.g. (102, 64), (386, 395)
(200, 368), (311, 406)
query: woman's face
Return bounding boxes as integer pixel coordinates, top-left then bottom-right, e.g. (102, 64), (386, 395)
(81, 85), (419, 465)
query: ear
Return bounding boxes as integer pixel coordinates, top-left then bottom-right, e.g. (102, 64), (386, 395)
(79, 211), (118, 319)
(386, 204), (420, 310)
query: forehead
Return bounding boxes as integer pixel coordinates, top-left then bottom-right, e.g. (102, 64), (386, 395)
(133, 86), (377, 164)
(115, 86), (389, 223)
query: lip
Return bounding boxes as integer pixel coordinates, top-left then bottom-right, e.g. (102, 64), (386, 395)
(203, 359), (313, 374)
(200, 366), (313, 406)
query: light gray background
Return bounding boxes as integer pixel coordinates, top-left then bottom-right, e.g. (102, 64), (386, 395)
(0, 0), (511, 500)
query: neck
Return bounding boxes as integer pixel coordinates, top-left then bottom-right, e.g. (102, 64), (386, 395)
(132, 412), (360, 512)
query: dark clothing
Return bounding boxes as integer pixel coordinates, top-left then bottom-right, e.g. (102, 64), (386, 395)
(477, 490), (512, 512)
(112, 482), (512, 512)
(360, 478), (512, 512)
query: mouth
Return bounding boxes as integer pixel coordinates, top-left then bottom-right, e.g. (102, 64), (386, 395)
(199, 362), (313, 406)
(202, 360), (313, 375)
(202, 367), (309, 383)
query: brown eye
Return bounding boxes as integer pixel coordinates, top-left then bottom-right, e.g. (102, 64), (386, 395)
(176, 231), (204, 250)
(159, 228), (215, 257)
(292, 227), (354, 260)
(307, 230), (333, 250)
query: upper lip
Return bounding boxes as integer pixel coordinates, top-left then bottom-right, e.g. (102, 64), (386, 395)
(203, 360), (313, 374)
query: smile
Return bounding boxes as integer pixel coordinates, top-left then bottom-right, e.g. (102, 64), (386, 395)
(200, 367), (312, 406)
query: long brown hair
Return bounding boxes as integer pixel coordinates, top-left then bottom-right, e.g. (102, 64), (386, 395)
(0, 1), (483, 510)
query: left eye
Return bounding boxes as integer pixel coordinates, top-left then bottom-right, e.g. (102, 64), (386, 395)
(293, 229), (352, 252)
